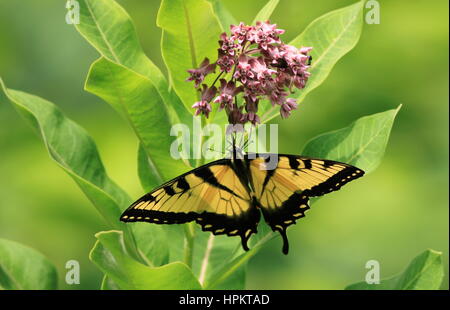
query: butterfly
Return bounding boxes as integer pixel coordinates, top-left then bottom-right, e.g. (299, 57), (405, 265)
(120, 150), (364, 254)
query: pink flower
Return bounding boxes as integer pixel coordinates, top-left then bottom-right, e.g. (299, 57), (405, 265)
(217, 51), (235, 73)
(278, 45), (310, 69)
(219, 32), (237, 56)
(186, 21), (312, 126)
(300, 46), (313, 55)
(292, 73), (310, 89)
(243, 81), (261, 102)
(192, 85), (217, 118)
(230, 22), (255, 43)
(241, 112), (260, 125)
(244, 94), (258, 112)
(233, 55), (252, 84)
(234, 56), (276, 88)
(186, 58), (216, 87)
(248, 57), (276, 86)
(252, 21), (285, 50)
(227, 106), (245, 126)
(214, 79), (243, 110)
(242, 96), (260, 124)
(267, 86), (288, 106)
(275, 71), (291, 87)
(280, 98), (298, 118)
(265, 45), (283, 62)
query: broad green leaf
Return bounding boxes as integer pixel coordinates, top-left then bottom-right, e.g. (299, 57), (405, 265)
(252, 0), (280, 25)
(90, 231), (202, 290)
(0, 238), (58, 290)
(132, 223), (170, 267)
(137, 143), (160, 192)
(261, 1), (364, 122)
(75, 0), (154, 75)
(190, 223), (276, 290)
(394, 250), (444, 290)
(207, 0), (238, 32)
(155, 221), (274, 289)
(0, 78), (141, 261)
(74, 0), (191, 137)
(204, 224), (276, 289)
(157, 0), (222, 110)
(100, 275), (120, 290)
(74, 0), (169, 100)
(192, 230), (245, 289)
(291, 1), (364, 102)
(85, 57), (190, 182)
(346, 249), (444, 290)
(302, 105), (401, 173)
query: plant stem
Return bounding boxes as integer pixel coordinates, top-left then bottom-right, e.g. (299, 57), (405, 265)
(211, 71), (224, 87)
(183, 222), (196, 268)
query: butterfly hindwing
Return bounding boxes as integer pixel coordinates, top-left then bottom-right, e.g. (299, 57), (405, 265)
(248, 154), (364, 254)
(120, 159), (260, 250)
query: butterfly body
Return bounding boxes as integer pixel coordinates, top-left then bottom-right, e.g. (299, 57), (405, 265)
(121, 154), (364, 254)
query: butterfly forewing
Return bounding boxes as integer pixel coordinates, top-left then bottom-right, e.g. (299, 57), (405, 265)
(120, 159), (260, 251)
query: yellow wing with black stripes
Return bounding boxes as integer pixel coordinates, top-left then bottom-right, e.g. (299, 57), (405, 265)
(120, 159), (260, 251)
(248, 154), (364, 254)
(121, 154), (364, 254)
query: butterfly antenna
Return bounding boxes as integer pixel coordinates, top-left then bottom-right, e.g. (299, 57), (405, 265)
(207, 147), (225, 155)
(232, 134), (236, 160)
(242, 139), (254, 151)
(242, 126), (254, 151)
(242, 138), (249, 150)
(239, 131), (244, 150)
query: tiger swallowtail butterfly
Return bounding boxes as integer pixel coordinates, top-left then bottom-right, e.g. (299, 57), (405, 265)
(120, 152), (364, 254)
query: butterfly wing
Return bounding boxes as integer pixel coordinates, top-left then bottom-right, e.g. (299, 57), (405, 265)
(248, 154), (364, 254)
(120, 159), (260, 250)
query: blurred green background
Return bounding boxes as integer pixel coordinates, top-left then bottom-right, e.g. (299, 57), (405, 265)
(0, 0), (448, 289)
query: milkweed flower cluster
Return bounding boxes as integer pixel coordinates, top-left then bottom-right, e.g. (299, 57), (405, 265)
(187, 21), (312, 125)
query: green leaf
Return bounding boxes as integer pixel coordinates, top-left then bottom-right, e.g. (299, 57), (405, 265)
(346, 249), (444, 290)
(132, 223), (170, 267)
(0, 78), (142, 261)
(207, 0), (238, 32)
(74, 0), (191, 137)
(204, 224), (276, 289)
(153, 222), (274, 289)
(302, 105), (401, 173)
(137, 143), (160, 192)
(90, 231), (202, 290)
(100, 275), (120, 290)
(261, 1), (364, 122)
(291, 1), (364, 102)
(75, 0), (168, 99)
(0, 238), (58, 290)
(252, 0), (280, 25)
(0, 78), (130, 225)
(157, 0), (222, 110)
(192, 230), (245, 289)
(85, 57), (191, 182)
